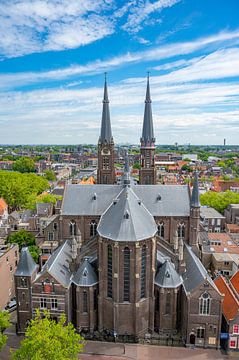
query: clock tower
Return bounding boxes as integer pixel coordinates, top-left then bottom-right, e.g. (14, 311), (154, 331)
(97, 75), (115, 184)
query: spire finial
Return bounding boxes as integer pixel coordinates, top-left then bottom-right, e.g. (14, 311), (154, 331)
(104, 72), (107, 82)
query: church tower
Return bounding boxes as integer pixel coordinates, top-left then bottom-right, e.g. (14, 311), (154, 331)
(139, 75), (156, 185)
(97, 75), (115, 184)
(189, 172), (200, 251)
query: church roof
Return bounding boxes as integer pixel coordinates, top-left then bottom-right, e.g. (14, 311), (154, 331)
(62, 184), (190, 217)
(15, 247), (38, 277)
(183, 244), (219, 293)
(38, 240), (72, 288)
(72, 257), (98, 287)
(97, 186), (157, 241)
(141, 76), (155, 144)
(155, 259), (182, 288)
(99, 77), (113, 143)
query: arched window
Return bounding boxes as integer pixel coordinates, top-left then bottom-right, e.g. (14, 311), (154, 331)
(124, 247), (130, 302)
(165, 292), (171, 314)
(199, 292), (211, 315)
(178, 222), (185, 238)
(83, 291), (88, 313)
(141, 245), (146, 298)
(90, 220), (97, 237)
(69, 220), (76, 236)
(157, 222), (164, 238)
(107, 245), (112, 298)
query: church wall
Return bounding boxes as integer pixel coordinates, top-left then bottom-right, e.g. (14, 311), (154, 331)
(61, 215), (100, 242)
(183, 282), (222, 348)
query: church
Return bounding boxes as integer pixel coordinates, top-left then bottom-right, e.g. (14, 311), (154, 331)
(15, 77), (223, 348)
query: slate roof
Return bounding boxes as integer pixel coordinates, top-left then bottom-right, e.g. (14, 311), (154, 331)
(191, 172), (200, 208)
(200, 206), (224, 219)
(183, 244), (219, 293)
(36, 203), (53, 216)
(72, 257), (98, 286)
(99, 77), (113, 143)
(141, 76), (155, 144)
(15, 247), (38, 277)
(38, 240), (72, 288)
(62, 184), (190, 217)
(155, 259), (182, 288)
(97, 186), (157, 241)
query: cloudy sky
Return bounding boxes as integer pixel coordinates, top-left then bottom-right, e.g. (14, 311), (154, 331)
(0, 0), (239, 145)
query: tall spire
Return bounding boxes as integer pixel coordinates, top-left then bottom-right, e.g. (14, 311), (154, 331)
(99, 73), (113, 143)
(141, 73), (155, 145)
(191, 171), (200, 208)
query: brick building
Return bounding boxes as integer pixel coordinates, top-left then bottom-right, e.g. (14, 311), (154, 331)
(0, 243), (19, 309)
(15, 78), (222, 348)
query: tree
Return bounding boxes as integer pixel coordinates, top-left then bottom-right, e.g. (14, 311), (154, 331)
(7, 230), (40, 263)
(181, 164), (192, 172)
(12, 310), (84, 360)
(0, 311), (10, 351)
(36, 193), (61, 206)
(0, 171), (49, 211)
(133, 162), (140, 170)
(200, 190), (239, 213)
(12, 158), (35, 173)
(43, 170), (56, 181)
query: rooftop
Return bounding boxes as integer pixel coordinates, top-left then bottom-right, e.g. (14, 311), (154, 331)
(214, 275), (239, 322)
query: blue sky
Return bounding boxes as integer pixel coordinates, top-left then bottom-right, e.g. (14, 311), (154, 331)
(0, 0), (239, 145)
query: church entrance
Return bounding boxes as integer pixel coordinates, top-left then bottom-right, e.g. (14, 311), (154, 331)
(189, 333), (196, 345)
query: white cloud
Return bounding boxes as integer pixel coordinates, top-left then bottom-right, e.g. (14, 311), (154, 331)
(122, 0), (181, 34)
(1, 29), (239, 90)
(0, 0), (114, 58)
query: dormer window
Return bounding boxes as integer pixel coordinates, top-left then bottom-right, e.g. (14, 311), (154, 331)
(92, 193), (97, 200)
(157, 194), (161, 201)
(124, 211), (130, 219)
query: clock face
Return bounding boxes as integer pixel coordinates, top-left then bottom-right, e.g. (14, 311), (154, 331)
(102, 147), (110, 155)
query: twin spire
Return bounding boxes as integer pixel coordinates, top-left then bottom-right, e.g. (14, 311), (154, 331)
(141, 74), (155, 145)
(99, 73), (113, 143)
(99, 73), (155, 145)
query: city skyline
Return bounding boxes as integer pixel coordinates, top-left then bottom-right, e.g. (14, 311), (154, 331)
(0, 0), (239, 145)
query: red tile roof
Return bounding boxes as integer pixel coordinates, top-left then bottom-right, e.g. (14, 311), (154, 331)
(214, 275), (239, 322)
(208, 233), (239, 254)
(0, 198), (7, 216)
(230, 271), (239, 295)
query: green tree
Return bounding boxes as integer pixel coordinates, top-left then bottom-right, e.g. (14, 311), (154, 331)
(43, 170), (56, 181)
(12, 310), (84, 360)
(28, 245), (41, 263)
(7, 230), (35, 249)
(181, 164), (192, 172)
(133, 162), (140, 170)
(0, 171), (49, 210)
(36, 193), (61, 206)
(0, 311), (10, 351)
(200, 190), (239, 213)
(12, 158), (35, 173)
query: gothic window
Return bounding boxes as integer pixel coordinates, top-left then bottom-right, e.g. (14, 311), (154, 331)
(53, 222), (58, 231)
(107, 245), (113, 298)
(178, 222), (185, 238)
(124, 247), (130, 302)
(155, 290), (160, 311)
(103, 156), (110, 170)
(157, 222), (164, 238)
(94, 289), (98, 310)
(69, 220), (76, 236)
(197, 327), (205, 338)
(90, 220), (97, 237)
(141, 245), (146, 298)
(165, 292), (171, 315)
(199, 292), (211, 315)
(48, 232), (54, 241)
(83, 291), (88, 313)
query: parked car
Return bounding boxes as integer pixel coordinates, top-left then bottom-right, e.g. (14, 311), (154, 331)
(5, 298), (17, 312)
